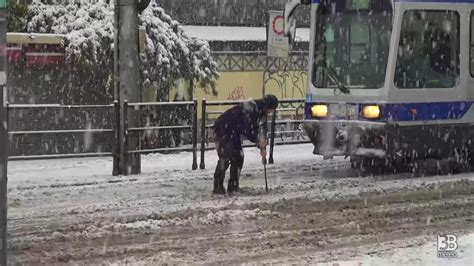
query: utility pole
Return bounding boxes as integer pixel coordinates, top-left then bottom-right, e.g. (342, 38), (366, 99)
(113, 0), (146, 175)
(0, 0), (7, 264)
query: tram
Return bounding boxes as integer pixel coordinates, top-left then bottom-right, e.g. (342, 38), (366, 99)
(285, 0), (474, 168)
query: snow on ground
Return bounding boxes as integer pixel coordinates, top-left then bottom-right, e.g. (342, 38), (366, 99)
(7, 143), (323, 187)
(312, 232), (474, 266)
(6, 143), (474, 265)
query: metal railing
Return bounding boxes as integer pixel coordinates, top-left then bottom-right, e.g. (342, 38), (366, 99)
(267, 99), (311, 164)
(7, 103), (116, 160)
(124, 99), (199, 170)
(7, 98), (310, 172)
(212, 51), (309, 72)
(6, 100), (199, 170)
(199, 98), (310, 169)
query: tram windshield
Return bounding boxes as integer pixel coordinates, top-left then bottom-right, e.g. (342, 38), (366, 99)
(312, 0), (393, 90)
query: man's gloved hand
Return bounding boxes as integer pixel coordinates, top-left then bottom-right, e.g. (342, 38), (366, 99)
(258, 138), (268, 150)
(260, 148), (267, 165)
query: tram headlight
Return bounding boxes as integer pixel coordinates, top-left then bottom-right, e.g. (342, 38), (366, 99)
(311, 104), (328, 118)
(362, 105), (381, 119)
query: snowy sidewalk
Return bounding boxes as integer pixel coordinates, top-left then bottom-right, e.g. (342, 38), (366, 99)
(7, 143), (319, 188)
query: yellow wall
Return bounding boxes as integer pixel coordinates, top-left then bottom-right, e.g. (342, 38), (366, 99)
(186, 70), (308, 119)
(195, 71), (307, 101)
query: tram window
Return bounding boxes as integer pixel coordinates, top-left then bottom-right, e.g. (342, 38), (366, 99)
(313, 0), (393, 89)
(350, 22), (370, 64)
(394, 10), (460, 89)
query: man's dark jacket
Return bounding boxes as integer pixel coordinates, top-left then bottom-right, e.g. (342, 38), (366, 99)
(213, 99), (267, 146)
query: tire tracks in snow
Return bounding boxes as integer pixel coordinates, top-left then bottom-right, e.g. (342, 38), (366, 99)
(7, 157), (474, 265)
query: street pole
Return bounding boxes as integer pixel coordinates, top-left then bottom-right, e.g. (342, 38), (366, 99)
(113, 0), (141, 175)
(0, 2), (7, 264)
(112, 0), (121, 176)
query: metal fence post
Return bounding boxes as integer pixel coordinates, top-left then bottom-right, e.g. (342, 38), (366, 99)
(192, 99), (198, 170)
(200, 98), (207, 169)
(113, 100), (120, 176)
(269, 109), (277, 164)
(4, 101), (8, 130)
(122, 100), (129, 175)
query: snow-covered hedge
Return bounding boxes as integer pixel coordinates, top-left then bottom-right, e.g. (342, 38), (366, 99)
(24, 0), (219, 99)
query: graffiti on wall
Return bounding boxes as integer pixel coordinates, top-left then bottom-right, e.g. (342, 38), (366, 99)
(264, 70), (307, 103)
(262, 70), (307, 141)
(227, 86), (246, 100)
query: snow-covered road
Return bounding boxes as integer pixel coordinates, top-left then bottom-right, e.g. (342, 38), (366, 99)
(6, 144), (474, 265)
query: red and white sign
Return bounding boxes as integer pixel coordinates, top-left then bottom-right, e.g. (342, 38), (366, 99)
(272, 15), (285, 36)
(267, 11), (289, 57)
(26, 52), (65, 67)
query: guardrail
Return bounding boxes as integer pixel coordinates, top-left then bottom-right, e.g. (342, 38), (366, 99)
(7, 98), (310, 173)
(212, 51), (309, 72)
(124, 99), (199, 170)
(7, 103), (116, 160)
(267, 99), (311, 164)
(6, 100), (199, 170)
(199, 98), (310, 169)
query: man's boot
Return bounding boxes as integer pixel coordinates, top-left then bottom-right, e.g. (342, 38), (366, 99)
(213, 159), (228, 194)
(228, 177), (239, 193)
(228, 158), (242, 193)
(213, 177), (225, 194)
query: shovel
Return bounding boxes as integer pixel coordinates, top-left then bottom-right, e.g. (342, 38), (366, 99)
(262, 156), (268, 193)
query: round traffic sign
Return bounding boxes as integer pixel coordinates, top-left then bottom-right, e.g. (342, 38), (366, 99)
(272, 15), (285, 36)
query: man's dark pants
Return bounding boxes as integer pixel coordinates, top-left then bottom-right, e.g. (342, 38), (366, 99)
(213, 135), (244, 194)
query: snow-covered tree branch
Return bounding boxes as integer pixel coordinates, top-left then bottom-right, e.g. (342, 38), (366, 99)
(21, 0), (219, 100)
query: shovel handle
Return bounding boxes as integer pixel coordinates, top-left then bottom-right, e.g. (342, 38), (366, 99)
(264, 164), (268, 193)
